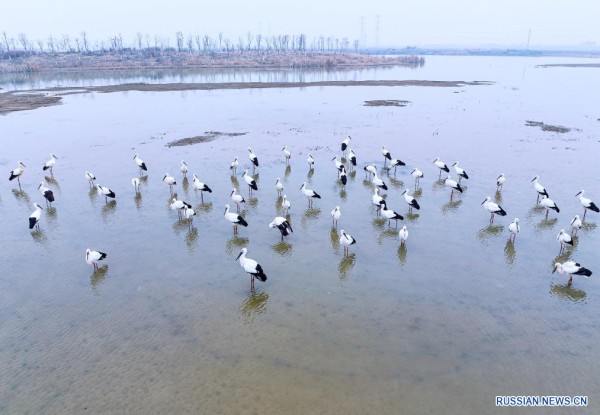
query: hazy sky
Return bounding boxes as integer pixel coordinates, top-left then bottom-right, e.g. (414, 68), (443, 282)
(1, 0), (598, 47)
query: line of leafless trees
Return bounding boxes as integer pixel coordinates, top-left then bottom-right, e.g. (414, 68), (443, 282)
(1, 30), (364, 58)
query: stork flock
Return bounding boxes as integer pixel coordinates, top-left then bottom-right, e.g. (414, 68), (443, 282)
(9, 135), (597, 290)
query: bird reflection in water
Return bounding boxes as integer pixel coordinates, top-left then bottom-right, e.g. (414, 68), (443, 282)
(301, 208), (321, 229)
(172, 217), (191, 235)
(397, 244), (407, 265)
(494, 191), (503, 205)
(441, 199), (462, 215)
(271, 241), (292, 256)
(551, 251), (573, 267)
(240, 291), (269, 325)
(197, 201), (213, 215)
(306, 168), (314, 183)
(90, 265), (109, 295)
(101, 200), (117, 220)
(534, 217), (558, 233)
(134, 193), (143, 209)
(550, 283), (587, 304)
(371, 217), (386, 231)
(88, 187), (98, 205)
(45, 206), (58, 228)
(44, 175), (60, 191)
(247, 197), (259, 211)
(182, 177), (190, 197)
(413, 188), (423, 199)
(347, 170), (357, 183)
(362, 179), (375, 190)
(339, 188), (347, 202)
(504, 240), (516, 267)
(388, 177), (404, 190)
(230, 175), (240, 189)
(404, 212), (420, 224)
(12, 188), (30, 206)
(330, 227), (340, 254)
(478, 224), (504, 243)
(378, 228), (398, 245)
(431, 179), (445, 193)
(185, 227), (199, 253)
(284, 165), (292, 180)
(338, 253), (356, 281)
(30, 229), (47, 245)
(226, 236), (249, 256)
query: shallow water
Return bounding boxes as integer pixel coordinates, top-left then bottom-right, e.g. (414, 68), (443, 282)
(1, 56), (599, 414)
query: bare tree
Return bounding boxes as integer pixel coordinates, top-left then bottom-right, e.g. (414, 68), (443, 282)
(202, 35), (210, 52)
(246, 31), (252, 51)
(18, 33), (29, 52)
(2, 32), (10, 52)
(136, 32), (143, 52)
(195, 35), (202, 53)
(218, 32), (223, 51)
(74, 37), (82, 53)
(237, 36), (244, 55)
(175, 31), (184, 53)
(255, 34), (262, 54)
(36, 39), (44, 53)
(47, 35), (55, 53)
(353, 39), (359, 52)
(186, 34), (193, 52)
(81, 32), (89, 52)
(223, 38), (231, 56)
(61, 34), (71, 52)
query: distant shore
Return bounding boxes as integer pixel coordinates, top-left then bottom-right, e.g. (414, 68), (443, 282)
(0, 79), (490, 115)
(0, 51), (424, 74)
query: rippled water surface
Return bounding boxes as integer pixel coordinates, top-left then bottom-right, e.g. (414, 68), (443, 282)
(1, 56), (599, 414)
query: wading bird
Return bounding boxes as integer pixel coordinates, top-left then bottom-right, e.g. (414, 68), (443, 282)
(372, 188), (387, 216)
(170, 197), (192, 219)
(236, 247), (267, 291)
(86, 249), (107, 271)
(38, 182), (55, 206)
(387, 159), (405, 174)
(553, 261), (592, 285)
(481, 196), (507, 223)
(364, 164), (377, 179)
(411, 168), (424, 186)
(331, 206), (341, 227)
(557, 229), (573, 253)
(399, 226), (409, 245)
(248, 148), (259, 170)
(575, 190), (599, 218)
(230, 157), (238, 174)
(433, 158), (450, 178)
(300, 182), (321, 207)
(269, 217), (293, 240)
(339, 166), (347, 187)
(9, 161), (26, 188)
(282, 145), (291, 164)
(332, 155), (344, 176)
(381, 206), (404, 227)
(192, 174), (212, 202)
(132, 178), (140, 193)
(29, 203), (43, 230)
(180, 160), (188, 177)
(162, 173), (176, 193)
(341, 135), (351, 153)
(372, 171), (388, 191)
(571, 215), (582, 236)
(85, 171), (96, 188)
(496, 173), (505, 192)
(134, 154), (147, 175)
(275, 178), (284, 196)
(531, 176), (549, 202)
(382, 146), (392, 164)
(42, 153), (58, 175)
(242, 170), (258, 196)
(231, 188), (245, 212)
(282, 195), (291, 213)
(348, 149), (357, 167)
(539, 195), (559, 218)
(453, 161), (469, 183)
(508, 218), (520, 242)
(96, 184), (116, 203)
(307, 154), (314, 170)
(184, 205), (197, 229)
(444, 175), (463, 199)
(224, 204), (248, 234)
(339, 230), (356, 256)
(403, 189), (420, 212)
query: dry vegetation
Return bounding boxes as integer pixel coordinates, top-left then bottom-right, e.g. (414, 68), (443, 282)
(525, 120), (571, 133)
(364, 100), (410, 107)
(166, 132), (247, 147)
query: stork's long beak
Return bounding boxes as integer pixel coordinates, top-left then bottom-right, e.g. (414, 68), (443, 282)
(21, 163), (26, 167)
(481, 199), (486, 205)
(230, 191), (234, 196)
(281, 147), (285, 151)
(39, 206), (44, 210)
(531, 177), (536, 182)
(235, 252), (243, 260)
(552, 266), (557, 274)
(133, 155), (136, 159)
(331, 157), (336, 161)
(224, 208), (227, 214)
(53, 155), (58, 159)
(299, 184), (303, 189)
(575, 191), (581, 196)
